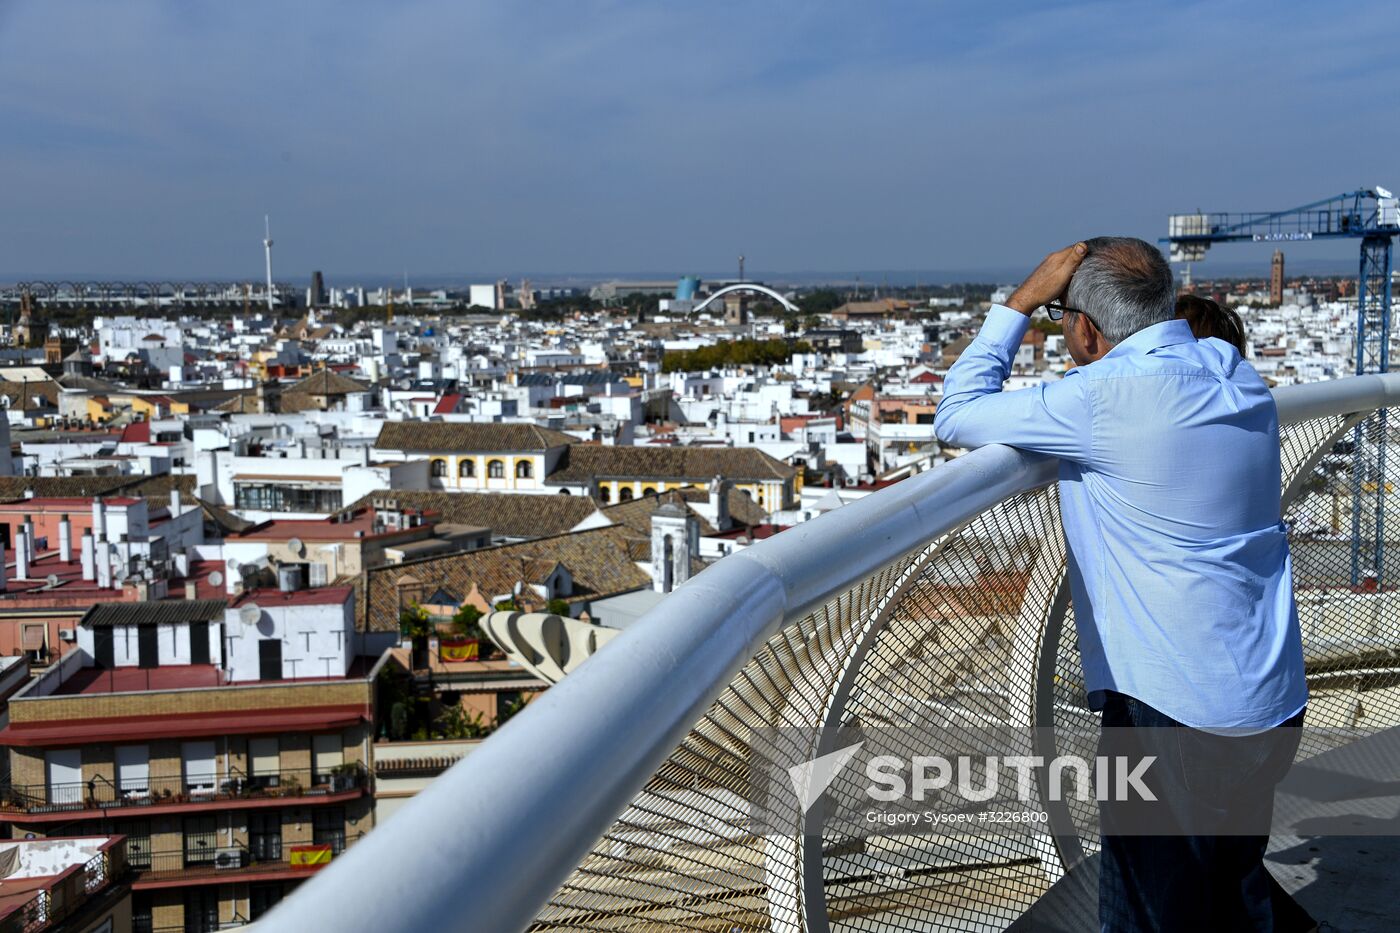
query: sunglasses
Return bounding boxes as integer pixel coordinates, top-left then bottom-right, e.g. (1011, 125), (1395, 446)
(1044, 301), (1102, 333)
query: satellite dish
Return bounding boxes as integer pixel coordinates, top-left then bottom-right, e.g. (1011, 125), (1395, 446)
(45, 574), (59, 587)
(287, 537), (305, 557)
(208, 571), (224, 588)
(239, 604), (262, 625)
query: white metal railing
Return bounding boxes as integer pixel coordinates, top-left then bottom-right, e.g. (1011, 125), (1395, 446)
(260, 372), (1400, 933)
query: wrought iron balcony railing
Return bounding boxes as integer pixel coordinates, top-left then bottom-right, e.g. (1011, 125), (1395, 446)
(0, 765), (367, 816)
(260, 373), (1400, 932)
(0, 844), (124, 933)
(134, 832), (363, 883)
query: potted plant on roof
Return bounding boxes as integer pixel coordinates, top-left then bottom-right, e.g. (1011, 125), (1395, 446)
(328, 763), (359, 793)
(442, 604), (485, 663)
(400, 603), (434, 670)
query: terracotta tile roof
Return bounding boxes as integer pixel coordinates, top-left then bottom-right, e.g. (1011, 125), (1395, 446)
(285, 370), (369, 397)
(0, 379), (59, 409)
(675, 485), (769, 527)
(213, 391), (265, 414)
(81, 599), (228, 627)
(432, 394), (462, 414)
(118, 421), (151, 443)
(340, 490), (597, 539)
(0, 473), (197, 505)
(600, 489), (717, 537)
(360, 526), (651, 632)
(373, 421), (578, 454)
(545, 444), (796, 484)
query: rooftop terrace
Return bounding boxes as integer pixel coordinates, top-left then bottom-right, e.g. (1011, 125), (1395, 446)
(259, 373), (1400, 933)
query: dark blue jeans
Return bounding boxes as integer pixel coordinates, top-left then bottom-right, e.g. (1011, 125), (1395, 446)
(1097, 691), (1312, 932)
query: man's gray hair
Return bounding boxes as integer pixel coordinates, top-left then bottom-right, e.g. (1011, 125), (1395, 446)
(1065, 237), (1176, 343)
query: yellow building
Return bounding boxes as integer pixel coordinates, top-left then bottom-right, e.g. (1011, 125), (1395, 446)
(373, 422), (576, 494)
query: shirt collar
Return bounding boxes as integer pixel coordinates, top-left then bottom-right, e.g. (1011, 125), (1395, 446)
(1102, 317), (1196, 360)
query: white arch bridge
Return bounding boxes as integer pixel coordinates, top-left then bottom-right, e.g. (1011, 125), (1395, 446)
(690, 282), (799, 314)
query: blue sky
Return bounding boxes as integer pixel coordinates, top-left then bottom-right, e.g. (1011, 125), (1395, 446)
(1, 0), (1397, 281)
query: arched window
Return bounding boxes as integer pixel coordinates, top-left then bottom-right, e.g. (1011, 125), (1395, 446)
(458, 459), (475, 478)
(516, 460), (533, 479)
(488, 459), (505, 479)
(641, 486), (657, 496)
(559, 489), (571, 495)
(620, 487), (634, 502)
(599, 486), (611, 504)
(430, 458), (447, 478)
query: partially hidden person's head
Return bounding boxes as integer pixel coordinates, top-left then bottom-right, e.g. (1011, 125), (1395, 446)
(1176, 294), (1247, 356)
(1063, 236), (1176, 366)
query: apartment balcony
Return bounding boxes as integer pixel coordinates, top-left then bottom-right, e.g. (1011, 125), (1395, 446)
(130, 832), (364, 891)
(261, 373), (1400, 932)
(0, 765), (368, 823)
(2, 657), (380, 749)
(0, 838), (126, 933)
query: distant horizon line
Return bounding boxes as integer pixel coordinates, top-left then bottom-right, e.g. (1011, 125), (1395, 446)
(0, 258), (1364, 289)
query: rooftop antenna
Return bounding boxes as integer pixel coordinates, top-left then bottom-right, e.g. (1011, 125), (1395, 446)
(263, 215), (275, 312)
(738, 254), (745, 283)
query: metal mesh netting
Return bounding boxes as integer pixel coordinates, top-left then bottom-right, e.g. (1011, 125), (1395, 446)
(532, 549), (927, 931)
(532, 409), (1400, 932)
(1048, 411), (1400, 853)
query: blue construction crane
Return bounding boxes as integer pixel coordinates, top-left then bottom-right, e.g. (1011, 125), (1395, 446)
(1164, 187), (1400, 586)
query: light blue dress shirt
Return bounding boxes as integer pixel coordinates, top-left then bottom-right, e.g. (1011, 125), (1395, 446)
(934, 305), (1307, 729)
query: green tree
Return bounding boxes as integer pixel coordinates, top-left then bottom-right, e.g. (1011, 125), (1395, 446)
(798, 289), (844, 317)
(452, 604), (485, 640)
(390, 702), (409, 740)
(399, 602), (433, 638)
(435, 704), (491, 739)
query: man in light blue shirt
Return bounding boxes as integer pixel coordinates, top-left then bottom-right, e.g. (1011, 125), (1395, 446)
(935, 238), (1311, 932)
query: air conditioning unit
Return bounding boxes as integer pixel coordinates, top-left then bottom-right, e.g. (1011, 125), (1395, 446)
(213, 847), (245, 870)
(58, 630), (76, 643)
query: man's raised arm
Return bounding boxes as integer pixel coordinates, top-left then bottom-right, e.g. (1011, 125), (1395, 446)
(933, 243), (1094, 460)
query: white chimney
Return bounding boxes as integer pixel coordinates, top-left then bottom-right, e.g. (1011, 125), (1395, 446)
(58, 515), (72, 564)
(80, 531), (95, 581)
(114, 534), (130, 581)
(21, 518), (34, 561)
(709, 475), (731, 532)
(169, 489), (181, 517)
(95, 538), (112, 589)
(14, 528), (29, 581)
(92, 498), (107, 541)
(185, 580), (198, 600)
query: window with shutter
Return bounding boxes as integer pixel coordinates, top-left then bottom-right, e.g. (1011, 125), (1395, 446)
(116, 744), (149, 799)
(181, 741), (217, 795)
(312, 734), (343, 786)
(249, 737), (279, 788)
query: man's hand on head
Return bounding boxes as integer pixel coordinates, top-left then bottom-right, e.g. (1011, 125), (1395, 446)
(1005, 242), (1088, 316)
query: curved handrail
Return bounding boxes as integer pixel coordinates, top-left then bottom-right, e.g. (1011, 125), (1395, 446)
(261, 372), (1400, 933)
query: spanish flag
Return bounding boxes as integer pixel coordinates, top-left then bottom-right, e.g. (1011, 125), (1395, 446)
(439, 639), (480, 662)
(289, 845), (333, 869)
